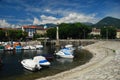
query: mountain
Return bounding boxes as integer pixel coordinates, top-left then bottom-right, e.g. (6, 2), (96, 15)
(82, 22), (93, 26)
(94, 17), (120, 28)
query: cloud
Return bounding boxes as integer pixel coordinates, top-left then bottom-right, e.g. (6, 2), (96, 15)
(33, 13), (97, 25)
(0, 19), (10, 27)
(0, 19), (21, 28)
(33, 17), (40, 25)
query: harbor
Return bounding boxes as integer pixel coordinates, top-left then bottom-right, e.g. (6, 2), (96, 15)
(0, 42), (93, 80)
(0, 0), (119, 80)
(36, 41), (120, 80)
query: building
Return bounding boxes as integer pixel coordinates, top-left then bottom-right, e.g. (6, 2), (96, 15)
(90, 28), (120, 39)
(22, 25), (37, 38)
(36, 27), (47, 35)
(116, 29), (120, 38)
(90, 28), (100, 35)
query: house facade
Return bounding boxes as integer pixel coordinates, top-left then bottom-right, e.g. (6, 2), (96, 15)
(116, 29), (120, 38)
(90, 28), (120, 39)
(22, 26), (37, 38)
(90, 28), (100, 35)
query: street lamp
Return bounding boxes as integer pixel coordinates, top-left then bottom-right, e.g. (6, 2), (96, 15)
(106, 28), (108, 40)
(104, 26), (108, 40)
(56, 24), (60, 46)
(84, 29), (85, 39)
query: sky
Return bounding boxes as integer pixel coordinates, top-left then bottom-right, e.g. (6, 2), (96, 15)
(0, 0), (120, 28)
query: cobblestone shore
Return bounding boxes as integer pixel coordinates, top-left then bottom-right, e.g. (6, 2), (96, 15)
(36, 41), (120, 80)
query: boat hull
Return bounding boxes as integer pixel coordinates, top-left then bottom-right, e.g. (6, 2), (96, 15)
(33, 56), (51, 67)
(21, 59), (41, 71)
(56, 51), (74, 58)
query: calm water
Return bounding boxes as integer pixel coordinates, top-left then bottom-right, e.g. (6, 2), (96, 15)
(0, 45), (92, 80)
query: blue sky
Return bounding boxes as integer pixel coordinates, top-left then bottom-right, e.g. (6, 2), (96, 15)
(0, 0), (120, 27)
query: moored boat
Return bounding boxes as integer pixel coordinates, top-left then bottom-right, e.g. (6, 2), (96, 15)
(21, 59), (41, 71)
(33, 56), (51, 67)
(5, 45), (14, 51)
(35, 44), (43, 49)
(21, 56), (50, 71)
(55, 48), (74, 58)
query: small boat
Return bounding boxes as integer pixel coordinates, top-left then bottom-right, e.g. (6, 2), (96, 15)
(21, 59), (41, 71)
(35, 45), (43, 49)
(55, 48), (74, 58)
(33, 56), (51, 67)
(21, 56), (50, 71)
(65, 44), (73, 48)
(23, 45), (36, 50)
(29, 46), (36, 50)
(5, 45), (14, 51)
(23, 46), (29, 50)
(65, 44), (75, 54)
(15, 46), (22, 50)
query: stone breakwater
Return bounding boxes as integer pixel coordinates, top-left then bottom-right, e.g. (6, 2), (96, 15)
(36, 41), (120, 80)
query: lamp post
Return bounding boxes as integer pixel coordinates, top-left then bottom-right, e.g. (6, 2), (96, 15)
(55, 25), (60, 46)
(84, 29), (85, 39)
(105, 27), (108, 40)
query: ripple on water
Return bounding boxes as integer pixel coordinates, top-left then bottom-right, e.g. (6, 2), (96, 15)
(0, 46), (93, 80)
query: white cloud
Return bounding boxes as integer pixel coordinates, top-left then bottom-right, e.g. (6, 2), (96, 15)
(33, 17), (40, 25)
(33, 13), (97, 25)
(45, 9), (51, 12)
(0, 19), (10, 27)
(0, 19), (21, 28)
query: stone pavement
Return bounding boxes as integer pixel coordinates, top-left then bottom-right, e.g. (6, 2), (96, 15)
(36, 41), (120, 80)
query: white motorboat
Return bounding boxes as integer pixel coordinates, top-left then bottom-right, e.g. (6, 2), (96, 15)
(29, 46), (36, 50)
(23, 46), (30, 50)
(35, 45), (43, 49)
(65, 44), (73, 48)
(23, 45), (36, 50)
(65, 44), (75, 53)
(55, 48), (74, 58)
(33, 56), (51, 67)
(21, 59), (41, 71)
(21, 56), (50, 71)
(5, 46), (14, 51)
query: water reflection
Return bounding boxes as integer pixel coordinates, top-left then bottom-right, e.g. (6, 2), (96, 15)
(0, 45), (93, 80)
(56, 58), (73, 63)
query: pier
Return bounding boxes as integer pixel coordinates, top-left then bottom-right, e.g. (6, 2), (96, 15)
(44, 39), (98, 47)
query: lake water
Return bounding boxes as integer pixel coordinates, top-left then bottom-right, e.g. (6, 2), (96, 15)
(0, 45), (92, 80)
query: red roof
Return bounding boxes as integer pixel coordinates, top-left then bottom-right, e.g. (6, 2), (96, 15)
(22, 26), (37, 29)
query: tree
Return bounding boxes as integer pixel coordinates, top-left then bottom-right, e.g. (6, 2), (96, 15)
(46, 23), (92, 39)
(0, 30), (5, 41)
(100, 27), (116, 39)
(46, 28), (56, 39)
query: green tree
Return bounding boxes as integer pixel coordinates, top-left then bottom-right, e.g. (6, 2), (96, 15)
(0, 30), (5, 41)
(46, 23), (91, 39)
(100, 27), (116, 39)
(46, 28), (56, 39)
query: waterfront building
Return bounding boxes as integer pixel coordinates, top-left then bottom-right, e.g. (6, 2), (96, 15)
(36, 26), (47, 35)
(22, 26), (37, 38)
(116, 29), (120, 38)
(90, 28), (100, 35)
